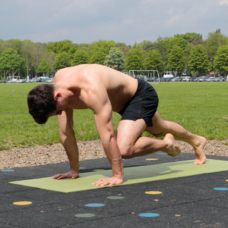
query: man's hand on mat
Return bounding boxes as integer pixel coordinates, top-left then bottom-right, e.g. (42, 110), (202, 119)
(51, 170), (79, 180)
(92, 176), (123, 187)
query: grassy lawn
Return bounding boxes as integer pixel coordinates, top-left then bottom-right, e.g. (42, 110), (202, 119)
(0, 82), (227, 150)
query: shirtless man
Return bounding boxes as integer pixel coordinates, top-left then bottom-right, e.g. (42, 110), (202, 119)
(27, 64), (207, 187)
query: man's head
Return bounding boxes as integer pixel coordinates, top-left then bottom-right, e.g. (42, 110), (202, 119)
(27, 84), (57, 124)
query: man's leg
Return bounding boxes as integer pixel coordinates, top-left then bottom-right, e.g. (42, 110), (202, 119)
(145, 112), (207, 164)
(116, 118), (181, 159)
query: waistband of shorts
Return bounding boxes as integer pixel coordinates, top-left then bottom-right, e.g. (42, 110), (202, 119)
(136, 78), (147, 94)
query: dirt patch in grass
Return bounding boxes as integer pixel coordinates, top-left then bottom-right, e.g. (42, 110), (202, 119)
(1, 139), (228, 169)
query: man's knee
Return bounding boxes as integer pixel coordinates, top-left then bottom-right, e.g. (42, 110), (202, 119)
(118, 142), (134, 159)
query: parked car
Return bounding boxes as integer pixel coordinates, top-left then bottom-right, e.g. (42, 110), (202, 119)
(215, 77), (225, 82)
(136, 75), (144, 80)
(30, 78), (41, 83)
(46, 78), (53, 83)
(205, 77), (216, 82)
(7, 79), (18, 83)
(163, 74), (174, 82)
(182, 76), (192, 82)
(147, 77), (154, 82)
(16, 79), (26, 83)
(144, 76), (149, 81)
(192, 77), (200, 82)
(198, 76), (208, 82)
(170, 77), (181, 82)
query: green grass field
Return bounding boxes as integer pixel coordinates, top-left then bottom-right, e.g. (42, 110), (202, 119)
(0, 82), (227, 150)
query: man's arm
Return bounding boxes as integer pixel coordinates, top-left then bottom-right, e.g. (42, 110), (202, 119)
(52, 108), (79, 179)
(88, 86), (123, 186)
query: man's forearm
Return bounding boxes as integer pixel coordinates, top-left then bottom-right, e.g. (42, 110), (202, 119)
(60, 133), (79, 173)
(102, 136), (123, 179)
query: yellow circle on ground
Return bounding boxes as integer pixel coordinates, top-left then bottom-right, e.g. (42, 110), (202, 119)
(13, 201), (32, 206)
(226, 179), (228, 182)
(145, 191), (162, 195)
(93, 169), (105, 172)
(146, 158), (158, 161)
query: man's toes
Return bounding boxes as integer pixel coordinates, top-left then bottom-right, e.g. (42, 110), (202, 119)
(194, 160), (202, 165)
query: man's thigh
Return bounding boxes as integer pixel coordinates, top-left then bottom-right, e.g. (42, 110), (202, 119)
(116, 118), (147, 147)
(145, 111), (167, 137)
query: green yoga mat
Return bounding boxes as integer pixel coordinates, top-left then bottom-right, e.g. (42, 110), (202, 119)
(9, 159), (228, 193)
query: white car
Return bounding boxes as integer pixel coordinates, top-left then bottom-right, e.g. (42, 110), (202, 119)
(46, 78), (53, 83)
(182, 76), (191, 82)
(7, 79), (18, 83)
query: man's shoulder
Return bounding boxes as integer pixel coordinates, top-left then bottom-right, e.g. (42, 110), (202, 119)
(53, 67), (83, 83)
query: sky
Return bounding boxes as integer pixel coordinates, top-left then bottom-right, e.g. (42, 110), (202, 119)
(0, 0), (228, 45)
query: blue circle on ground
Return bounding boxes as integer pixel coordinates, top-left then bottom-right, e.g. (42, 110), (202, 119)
(139, 213), (160, 218)
(1, 169), (14, 172)
(85, 203), (105, 207)
(214, 187), (228, 191)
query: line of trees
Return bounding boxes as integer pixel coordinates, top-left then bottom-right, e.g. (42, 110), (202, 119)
(0, 29), (228, 79)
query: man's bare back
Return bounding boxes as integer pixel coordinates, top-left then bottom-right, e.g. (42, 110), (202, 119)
(53, 64), (138, 113)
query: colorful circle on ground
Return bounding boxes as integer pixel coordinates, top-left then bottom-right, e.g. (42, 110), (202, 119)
(226, 180), (228, 182)
(93, 169), (105, 172)
(13, 201), (32, 206)
(1, 169), (14, 172)
(139, 213), (160, 218)
(145, 191), (162, 195)
(146, 158), (158, 161)
(85, 203), (105, 207)
(214, 187), (228, 191)
(107, 196), (125, 200)
(75, 213), (95, 218)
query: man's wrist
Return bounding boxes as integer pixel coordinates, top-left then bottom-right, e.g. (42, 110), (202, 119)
(70, 164), (79, 173)
(111, 159), (123, 179)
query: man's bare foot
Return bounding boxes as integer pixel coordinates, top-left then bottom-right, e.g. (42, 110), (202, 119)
(193, 136), (207, 165)
(164, 133), (181, 157)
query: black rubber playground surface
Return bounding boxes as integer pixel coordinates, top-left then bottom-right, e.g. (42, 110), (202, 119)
(2, 152), (228, 228)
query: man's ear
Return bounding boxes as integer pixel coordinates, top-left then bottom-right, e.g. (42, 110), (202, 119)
(54, 92), (62, 100)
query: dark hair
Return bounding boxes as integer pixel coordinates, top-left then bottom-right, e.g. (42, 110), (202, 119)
(27, 84), (57, 124)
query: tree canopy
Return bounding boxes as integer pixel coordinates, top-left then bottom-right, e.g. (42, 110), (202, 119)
(104, 47), (125, 71)
(167, 45), (186, 74)
(189, 45), (209, 74)
(89, 51), (106, 64)
(144, 50), (163, 73)
(1, 29), (228, 78)
(125, 49), (144, 71)
(37, 59), (52, 75)
(214, 45), (228, 75)
(0, 48), (25, 76)
(53, 52), (71, 71)
(73, 50), (89, 65)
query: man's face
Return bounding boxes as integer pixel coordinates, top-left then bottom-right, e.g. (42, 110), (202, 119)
(48, 96), (65, 117)
(49, 109), (63, 117)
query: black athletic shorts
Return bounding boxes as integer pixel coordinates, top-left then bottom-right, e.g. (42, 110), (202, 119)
(118, 79), (159, 127)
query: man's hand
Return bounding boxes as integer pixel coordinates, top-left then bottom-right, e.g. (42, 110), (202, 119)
(92, 176), (123, 187)
(51, 170), (79, 180)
